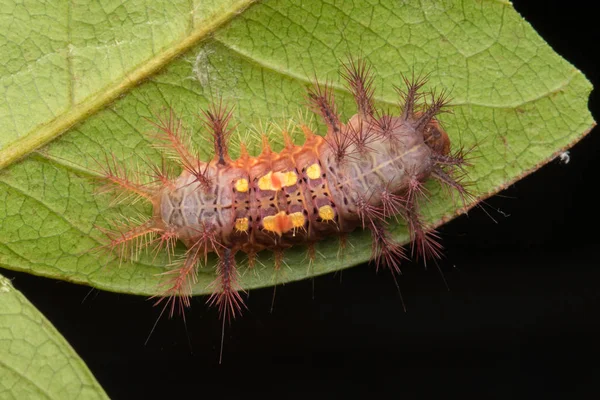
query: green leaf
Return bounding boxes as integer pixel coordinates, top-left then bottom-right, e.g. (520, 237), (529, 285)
(0, 274), (108, 399)
(0, 0), (257, 168)
(0, 0), (595, 297)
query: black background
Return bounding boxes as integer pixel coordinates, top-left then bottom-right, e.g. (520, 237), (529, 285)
(1, 1), (599, 398)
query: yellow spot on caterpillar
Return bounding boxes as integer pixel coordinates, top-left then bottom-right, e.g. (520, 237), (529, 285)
(258, 171), (298, 191)
(235, 218), (249, 233)
(258, 172), (276, 191)
(262, 211), (295, 236)
(282, 171), (298, 187)
(289, 212), (305, 228)
(318, 205), (335, 221)
(234, 178), (249, 192)
(306, 163), (321, 180)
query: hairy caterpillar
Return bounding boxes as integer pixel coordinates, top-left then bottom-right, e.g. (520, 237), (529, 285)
(97, 59), (470, 324)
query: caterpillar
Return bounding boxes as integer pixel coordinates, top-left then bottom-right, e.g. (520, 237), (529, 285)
(97, 59), (470, 324)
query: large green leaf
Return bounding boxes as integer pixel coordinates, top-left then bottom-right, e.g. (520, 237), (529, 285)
(0, 273), (108, 399)
(0, 0), (594, 297)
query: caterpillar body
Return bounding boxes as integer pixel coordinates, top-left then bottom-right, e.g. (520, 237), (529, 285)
(99, 59), (470, 322)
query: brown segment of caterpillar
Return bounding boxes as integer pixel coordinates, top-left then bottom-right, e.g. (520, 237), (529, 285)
(93, 58), (472, 360)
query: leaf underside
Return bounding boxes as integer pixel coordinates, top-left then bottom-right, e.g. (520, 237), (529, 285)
(0, 0), (594, 297)
(0, 274), (108, 399)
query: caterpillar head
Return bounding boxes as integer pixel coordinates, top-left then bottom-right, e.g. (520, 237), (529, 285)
(423, 119), (450, 155)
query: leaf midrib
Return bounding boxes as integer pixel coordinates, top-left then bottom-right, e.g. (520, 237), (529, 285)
(0, 0), (258, 171)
